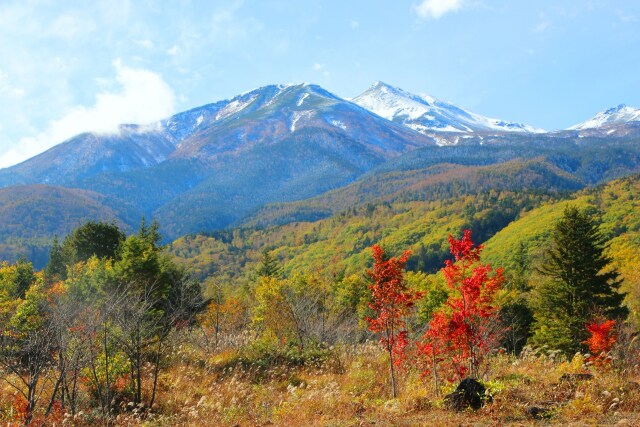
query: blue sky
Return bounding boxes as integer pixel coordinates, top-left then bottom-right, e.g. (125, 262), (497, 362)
(0, 0), (638, 167)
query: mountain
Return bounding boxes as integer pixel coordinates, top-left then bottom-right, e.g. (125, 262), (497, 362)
(0, 83), (437, 241)
(352, 81), (545, 138)
(2, 80), (640, 267)
(0, 126), (177, 187)
(242, 157), (584, 228)
(568, 104), (640, 130)
(167, 83), (436, 160)
(148, 83), (438, 236)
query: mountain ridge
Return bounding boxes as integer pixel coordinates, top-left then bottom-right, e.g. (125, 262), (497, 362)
(352, 81), (546, 137)
(568, 104), (640, 130)
(0, 81), (640, 266)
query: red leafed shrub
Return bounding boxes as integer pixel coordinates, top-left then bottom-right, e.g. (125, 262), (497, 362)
(418, 230), (505, 383)
(11, 394), (29, 424)
(366, 244), (422, 397)
(584, 319), (616, 366)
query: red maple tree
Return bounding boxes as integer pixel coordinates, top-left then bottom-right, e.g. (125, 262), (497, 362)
(366, 244), (421, 398)
(417, 230), (504, 385)
(584, 319), (617, 366)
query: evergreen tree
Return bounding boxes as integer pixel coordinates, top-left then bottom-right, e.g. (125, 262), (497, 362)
(500, 242), (534, 354)
(14, 257), (36, 299)
(531, 206), (627, 354)
(138, 217), (162, 249)
(45, 236), (66, 281)
(257, 249), (282, 278)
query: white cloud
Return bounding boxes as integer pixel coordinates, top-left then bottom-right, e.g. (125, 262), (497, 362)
(313, 63), (324, 71)
(0, 60), (175, 168)
(534, 20), (550, 33)
(49, 13), (96, 39)
(136, 39), (154, 49)
(167, 45), (179, 56)
(414, 0), (464, 19)
(0, 70), (25, 98)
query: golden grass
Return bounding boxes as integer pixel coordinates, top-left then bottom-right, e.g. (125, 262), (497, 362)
(2, 342), (640, 426)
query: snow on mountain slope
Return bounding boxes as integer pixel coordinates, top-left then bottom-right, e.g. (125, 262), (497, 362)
(169, 83), (436, 160)
(352, 82), (545, 135)
(568, 104), (640, 130)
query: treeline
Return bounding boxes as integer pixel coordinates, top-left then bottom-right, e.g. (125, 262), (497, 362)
(0, 220), (202, 425)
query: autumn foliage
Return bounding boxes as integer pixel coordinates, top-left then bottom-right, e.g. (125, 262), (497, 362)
(584, 319), (617, 366)
(418, 230), (505, 382)
(366, 245), (421, 397)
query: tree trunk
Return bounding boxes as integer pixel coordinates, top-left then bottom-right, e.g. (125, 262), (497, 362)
(432, 352), (439, 397)
(149, 340), (163, 410)
(388, 346), (397, 399)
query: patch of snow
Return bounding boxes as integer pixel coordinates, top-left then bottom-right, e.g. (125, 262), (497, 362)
(568, 104), (640, 130)
(297, 93), (310, 107)
(290, 111), (313, 132)
(407, 123), (463, 133)
(195, 114), (204, 126)
(330, 119), (347, 131)
(418, 93), (437, 105)
(215, 95), (256, 120)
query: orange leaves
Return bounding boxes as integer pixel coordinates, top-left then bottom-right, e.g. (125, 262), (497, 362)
(366, 245), (421, 366)
(447, 229), (482, 263)
(11, 394), (29, 424)
(418, 230), (504, 381)
(584, 319), (617, 366)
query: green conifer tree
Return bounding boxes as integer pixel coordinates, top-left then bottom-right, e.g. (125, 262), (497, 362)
(45, 235), (66, 281)
(257, 249), (282, 279)
(531, 206), (627, 354)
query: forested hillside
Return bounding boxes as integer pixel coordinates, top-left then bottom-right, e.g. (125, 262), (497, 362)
(0, 185), (135, 266)
(170, 173), (640, 322)
(482, 174), (640, 322)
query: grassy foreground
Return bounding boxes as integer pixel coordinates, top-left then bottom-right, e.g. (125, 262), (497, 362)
(4, 337), (637, 426)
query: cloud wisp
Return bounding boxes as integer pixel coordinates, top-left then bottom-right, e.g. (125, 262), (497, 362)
(414, 0), (464, 20)
(0, 60), (175, 168)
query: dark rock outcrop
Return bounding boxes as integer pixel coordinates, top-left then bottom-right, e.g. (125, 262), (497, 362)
(444, 378), (490, 411)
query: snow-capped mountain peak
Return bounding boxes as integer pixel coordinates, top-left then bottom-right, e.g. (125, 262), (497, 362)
(353, 82), (545, 135)
(568, 104), (640, 130)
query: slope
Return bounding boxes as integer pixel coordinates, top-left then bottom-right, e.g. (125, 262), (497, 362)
(243, 158), (583, 228)
(0, 83), (437, 240)
(169, 158), (578, 280)
(0, 185), (136, 266)
(482, 174), (640, 321)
